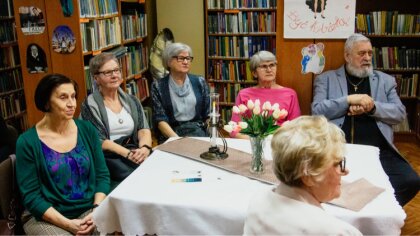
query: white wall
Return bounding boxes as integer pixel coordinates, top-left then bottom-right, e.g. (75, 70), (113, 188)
(156, 0), (205, 75)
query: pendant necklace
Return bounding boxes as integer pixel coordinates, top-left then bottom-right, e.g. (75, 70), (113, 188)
(347, 77), (365, 92)
(118, 118), (124, 124)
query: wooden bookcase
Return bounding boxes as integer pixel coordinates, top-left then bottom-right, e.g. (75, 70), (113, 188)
(204, 0), (277, 122)
(0, 0), (27, 132)
(355, 0), (420, 142)
(13, 0), (154, 126)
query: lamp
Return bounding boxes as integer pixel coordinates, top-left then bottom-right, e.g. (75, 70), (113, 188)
(200, 93), (228, 160)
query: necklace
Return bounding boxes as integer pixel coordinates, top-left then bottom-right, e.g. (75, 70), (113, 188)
(347, 77), (365, 92)
(118, 118), (124, 124)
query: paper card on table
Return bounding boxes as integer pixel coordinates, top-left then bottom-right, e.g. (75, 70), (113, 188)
(171, 170), (202, 183)
(328, 178), (385, 211)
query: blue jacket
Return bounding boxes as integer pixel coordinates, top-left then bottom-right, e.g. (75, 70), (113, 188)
(311, 65), (406, 152)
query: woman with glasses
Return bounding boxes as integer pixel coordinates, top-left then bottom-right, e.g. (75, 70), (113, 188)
(230, 50), (301, 139)
(81, 52), (152, 183)
(151, 42), (210, 144)
(244, 116), (361, 235)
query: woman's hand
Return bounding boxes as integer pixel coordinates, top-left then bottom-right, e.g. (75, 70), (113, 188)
(127, 148), (149, 164)
(75, 212), (95, 235)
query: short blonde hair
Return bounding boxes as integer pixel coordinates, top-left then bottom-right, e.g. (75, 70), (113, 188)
(271, 116), (345, 187)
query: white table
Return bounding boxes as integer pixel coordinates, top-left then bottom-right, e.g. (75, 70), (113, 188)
(93, 138), (406, 235)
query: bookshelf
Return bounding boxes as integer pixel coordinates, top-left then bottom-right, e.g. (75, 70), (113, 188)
(13, 0), (153, 126)
(0, 0), (28, 132)
(355, 0), (420, 142)
(204, 0), (277, 122)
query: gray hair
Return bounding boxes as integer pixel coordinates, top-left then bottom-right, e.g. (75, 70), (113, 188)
(344, 33), (371, 53)
(249, 50), (277, 71)
(89, 52), (119, 76)
(162, 42), (193, 69)
(271, 116), (346, 187)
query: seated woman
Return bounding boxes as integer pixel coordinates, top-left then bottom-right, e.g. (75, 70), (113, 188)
(16, 74), (110, 235)
(151, 42), (210, 144)
(230, 50), (300, 139)
(243, 116), (362, 235)
(81, 52), (152, 182)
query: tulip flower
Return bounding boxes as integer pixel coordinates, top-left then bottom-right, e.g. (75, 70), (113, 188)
(277, 109), (288, 119)
(232, 106), (240, 114)
(262, 101), (272, 111)
(238, 121), (248, 129)
(223, 124), (234, 133)
(247, 100), (254, 110)
(253, 105), (261, 115)
(272, 103), (279, 110)
(238, 104), (248, 113)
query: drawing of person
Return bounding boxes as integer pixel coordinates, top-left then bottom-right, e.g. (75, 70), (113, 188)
(301, 48), (311, 74)
(60, 0), (74, 17)
(306, 0), (327, 19)
(26, 44), (47, 73)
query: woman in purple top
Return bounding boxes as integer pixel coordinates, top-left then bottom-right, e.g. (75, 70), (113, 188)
(231, 51), (301, 139)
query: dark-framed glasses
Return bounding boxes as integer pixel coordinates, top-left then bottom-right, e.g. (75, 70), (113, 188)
(173, 56), (194, 62)
(97, 68), (121, 77)
(257, 63), (277, 71)
(339, 157), (346, 173)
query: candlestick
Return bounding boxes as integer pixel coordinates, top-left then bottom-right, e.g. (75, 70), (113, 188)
(200, 92), (228, 160)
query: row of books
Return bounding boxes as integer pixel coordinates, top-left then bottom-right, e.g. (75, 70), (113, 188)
(208, 60), (254, 82)
(207, 0), (277, 9)
(0, 90), (26, 120)
(0, 69), (23, 93)
(0, 46), (20, 69)
(210, 82), (242, 104)
(122, 12), (147, 41)
(126, 78), (150, 102)
(372, 47), (420, 70)
(80, 17), (122, 52)
(220, 107), (233, 123)
(0, 21), (16, 43)
(208, 36), (275, 58)
(124, 44), (149, 78)
(355, 12), (420, 35)
(0, 0), (13, 17)
(394, 73), (418, 98)
(208, 11), (276, 34)
(78, 0), (118, 18)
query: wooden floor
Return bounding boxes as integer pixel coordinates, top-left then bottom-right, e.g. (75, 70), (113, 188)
(395, 141), (420, 235)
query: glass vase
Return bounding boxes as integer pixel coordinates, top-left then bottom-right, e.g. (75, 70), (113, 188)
(249, 136), (265, 174)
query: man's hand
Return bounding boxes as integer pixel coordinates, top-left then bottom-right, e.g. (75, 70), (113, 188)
(347, 94), (375, 112)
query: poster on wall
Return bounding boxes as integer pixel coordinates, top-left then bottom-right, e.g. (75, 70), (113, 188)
(284, 0), (355, 39)
(52, 25), (76, 54)
(18, 6), (45, 35)
(301, 43), (325, 74)
(26, 43), (48, 73)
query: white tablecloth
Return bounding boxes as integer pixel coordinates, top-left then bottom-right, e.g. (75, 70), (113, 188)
(94, 138), (406, 235)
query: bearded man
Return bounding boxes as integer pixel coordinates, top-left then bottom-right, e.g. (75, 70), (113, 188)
(311, 33), (419, 206)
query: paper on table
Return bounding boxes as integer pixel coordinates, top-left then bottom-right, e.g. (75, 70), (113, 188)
(328, 178), (385, 211)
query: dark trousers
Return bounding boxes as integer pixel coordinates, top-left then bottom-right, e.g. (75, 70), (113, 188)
(380, 147), (420, 206)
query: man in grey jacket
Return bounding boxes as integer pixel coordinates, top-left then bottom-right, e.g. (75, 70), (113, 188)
(312, 33), (419, 206)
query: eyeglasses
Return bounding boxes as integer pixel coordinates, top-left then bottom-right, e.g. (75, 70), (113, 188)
(97, 68), (121, 77)
(173, 56), (194, 62)
(338, 157), (346, 173)
(257, 63), (277, 71)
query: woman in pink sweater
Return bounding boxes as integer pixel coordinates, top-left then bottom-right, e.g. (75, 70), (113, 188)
(231, 51), (301, 139)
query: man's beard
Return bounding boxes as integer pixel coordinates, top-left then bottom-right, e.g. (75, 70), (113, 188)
(346, 62), (373, 78)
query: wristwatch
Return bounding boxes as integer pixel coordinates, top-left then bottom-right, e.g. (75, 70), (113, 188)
(141, 144), (153, 154)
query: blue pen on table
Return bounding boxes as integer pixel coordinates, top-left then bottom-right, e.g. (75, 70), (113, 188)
(172, 178), (202, 183)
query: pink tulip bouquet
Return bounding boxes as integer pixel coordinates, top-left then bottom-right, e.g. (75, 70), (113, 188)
(223, 99), (288, 138)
